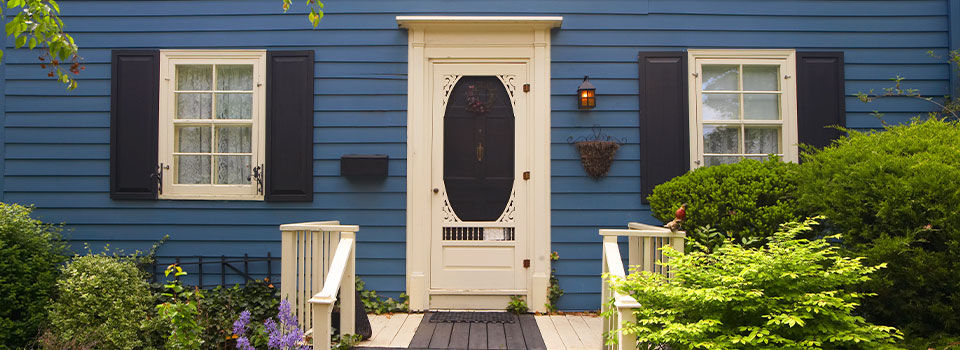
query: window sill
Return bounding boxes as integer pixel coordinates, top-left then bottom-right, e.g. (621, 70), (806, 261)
(158, 194), (264, 201)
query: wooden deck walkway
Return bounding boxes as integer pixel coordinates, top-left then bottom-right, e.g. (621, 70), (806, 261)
(356, 313), (602, 349)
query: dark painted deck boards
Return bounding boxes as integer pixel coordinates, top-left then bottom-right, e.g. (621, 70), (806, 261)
(364, 312), (546, 350)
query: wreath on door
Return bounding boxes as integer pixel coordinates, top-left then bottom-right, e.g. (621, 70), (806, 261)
(464, 82), (497, 114)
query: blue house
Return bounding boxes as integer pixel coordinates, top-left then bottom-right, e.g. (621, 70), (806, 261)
(1, 0), (958, 312)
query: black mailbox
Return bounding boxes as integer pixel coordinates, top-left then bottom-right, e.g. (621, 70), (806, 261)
(340, 154), (388, 178)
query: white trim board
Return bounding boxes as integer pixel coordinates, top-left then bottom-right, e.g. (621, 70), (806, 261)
(399, 16), (559, 312)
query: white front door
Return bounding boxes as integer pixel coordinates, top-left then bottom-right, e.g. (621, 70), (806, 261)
(429, 62), (529, 306)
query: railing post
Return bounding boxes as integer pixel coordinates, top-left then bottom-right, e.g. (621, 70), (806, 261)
(312, 302), (333, 350)
(281, 228), (295, 307)
(601, 235), (614, 350)
(616, 305), (637, 350)
(339, 231), (356, 336)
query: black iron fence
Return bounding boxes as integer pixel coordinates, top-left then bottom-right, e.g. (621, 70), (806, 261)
(148, 253), (281, 289)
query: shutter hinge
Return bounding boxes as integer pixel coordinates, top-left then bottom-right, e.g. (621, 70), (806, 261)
(523, 259), (531, 268)
(154, 163), (167, 195)
(523, 84), (530, 93)
(523, 171), (530, 180)
(252, 165), (264, 195)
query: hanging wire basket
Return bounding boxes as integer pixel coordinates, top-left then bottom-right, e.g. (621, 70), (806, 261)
(569, 126), (624, 179)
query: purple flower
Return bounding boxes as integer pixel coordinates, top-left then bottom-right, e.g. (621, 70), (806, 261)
(233, 310), (251, 336)
(236, 336), (255, 350)
(263, 299), (311, 350)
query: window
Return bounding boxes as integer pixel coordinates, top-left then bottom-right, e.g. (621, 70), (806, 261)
(688, 50), (798, 168)
(158, 51), (266, 200)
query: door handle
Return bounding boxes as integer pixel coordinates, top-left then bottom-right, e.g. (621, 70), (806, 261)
(476, 142), (484, 162)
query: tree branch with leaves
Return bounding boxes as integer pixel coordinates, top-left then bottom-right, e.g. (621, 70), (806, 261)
(2, 0), (81, 89)
(856, 50), (960, 120)
(2, 0), (324, 90)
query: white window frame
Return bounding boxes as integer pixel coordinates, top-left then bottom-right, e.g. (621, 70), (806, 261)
(158, 50), (267, 200)
(687, 49), (798, 169)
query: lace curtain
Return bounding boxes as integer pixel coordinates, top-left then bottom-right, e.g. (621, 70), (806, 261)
(174, 64), (254, 184)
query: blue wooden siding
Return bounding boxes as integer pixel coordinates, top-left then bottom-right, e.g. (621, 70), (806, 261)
(1, 0), (953, 310)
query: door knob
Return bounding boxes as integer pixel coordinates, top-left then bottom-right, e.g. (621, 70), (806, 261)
(433, 188), (439, 194)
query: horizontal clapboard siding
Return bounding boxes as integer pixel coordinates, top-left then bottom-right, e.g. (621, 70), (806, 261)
(1, 0), (952, 311)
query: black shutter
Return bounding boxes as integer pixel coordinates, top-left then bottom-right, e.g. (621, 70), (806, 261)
(797, 52), (845, 149)
(638, 51), (688, 203)
(265, 50), (315, 202)
(110, 50), (159, 200)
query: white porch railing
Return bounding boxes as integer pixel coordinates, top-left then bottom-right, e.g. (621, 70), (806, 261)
(280, 221), (359, 350)
(600, 222), (685, 350)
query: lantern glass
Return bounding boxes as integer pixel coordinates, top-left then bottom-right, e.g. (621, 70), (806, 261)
(577, 76), (597, 110)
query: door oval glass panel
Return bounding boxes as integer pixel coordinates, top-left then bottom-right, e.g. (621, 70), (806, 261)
(444, 76), (515, 222)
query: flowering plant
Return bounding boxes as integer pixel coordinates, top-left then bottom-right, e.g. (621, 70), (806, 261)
(233, 299), (310, 350)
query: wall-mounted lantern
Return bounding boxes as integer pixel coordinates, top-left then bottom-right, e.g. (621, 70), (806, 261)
(577, 76), (596, 110)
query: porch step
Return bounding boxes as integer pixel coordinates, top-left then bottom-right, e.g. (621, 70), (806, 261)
(357, 312), (546, 350)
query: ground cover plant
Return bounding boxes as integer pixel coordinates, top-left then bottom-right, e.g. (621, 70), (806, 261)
(0, 203), (67, 349)
(648, 156), (803, 250)
(796, 117), (960, 344)
(604, 218), (902, 349)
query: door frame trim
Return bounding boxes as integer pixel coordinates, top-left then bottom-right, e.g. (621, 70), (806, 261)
(399, 16), (560, 312)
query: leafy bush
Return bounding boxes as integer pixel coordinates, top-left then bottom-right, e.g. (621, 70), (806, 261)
(545, 251), (564, 313)
(0, 203), (67, 349)
(232, 299), (310, 350)
(796, 117), (960, 339)
(506, 296), (528, 315)
(648, 156), (803, 249)
(197, 279), (279, 349)
(604, 218), (902, 349)
(157, 265), (204, 350)
(48, 253), (153, 350)
(356, 277), (408, 314)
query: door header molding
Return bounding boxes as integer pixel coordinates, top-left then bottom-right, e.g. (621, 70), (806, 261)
(397, 16), (563, 29)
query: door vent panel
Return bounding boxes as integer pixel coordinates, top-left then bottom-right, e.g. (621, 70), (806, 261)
(442, 227), (515, 241)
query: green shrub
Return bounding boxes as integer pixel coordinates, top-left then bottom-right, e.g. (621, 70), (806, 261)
(648, 156), (803, 249)
(197, 279), (279, 349)
(356, 277), (408, 314)
(506, 296), (528, 315)
(604, 218), (902, 349)
(48, 253), (153, 350)
(0, 203), (67, 349)
(796, 117), (960, 340)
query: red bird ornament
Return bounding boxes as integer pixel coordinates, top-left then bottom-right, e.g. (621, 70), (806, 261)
(664, 203), (687, 232)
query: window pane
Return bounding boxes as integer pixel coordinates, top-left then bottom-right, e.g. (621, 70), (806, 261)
(215, 155), (251, 184)
(703, 94), (740, 121)
(216, 65), (254, 91)
(745, 127), (780, 154)
(702, 65), (739, 91)
(176, 93), (212, 119)
(743, 65), (779, 91)
(215, 126), (252, 153)
(744, 94), (780, 120)
(703, 125), (740, 154)
(176, 126), (211, 153)
(176, 65), (212, 90)
(704, 156), (741, 167)
(176, 155), (211, 184)
(216, 93), (252, 119)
